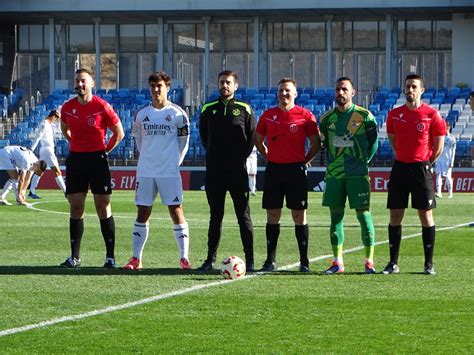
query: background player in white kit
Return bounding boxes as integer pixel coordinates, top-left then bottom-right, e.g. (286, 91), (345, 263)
(435, 122), (456, 198)
(0, 145), (47, 205)
(124, 71), (191, 271)
(29, 110), (66, 198)
(247, 146), (258, 195)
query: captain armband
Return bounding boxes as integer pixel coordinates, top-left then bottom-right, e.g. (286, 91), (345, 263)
(178, 125), (189, 137)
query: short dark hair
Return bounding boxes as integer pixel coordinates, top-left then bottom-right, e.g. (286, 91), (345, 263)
(470, 91), (474, 97)
(336, 76), (355, 88)
(278, 77), (297, 88)
(218, 70), (238, 83)
(405, 74), (424, 87)
(75, 68), (93, 77)
(148, 71), (171, 87)
(38, 160), (47, 172)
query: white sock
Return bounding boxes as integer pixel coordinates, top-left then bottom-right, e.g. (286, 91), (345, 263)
(173, 222), (189, 259)
(249, 175), (256, 193)
(1, 179), (14, 199)
(436, 174), (442, 194)
(30, 174), (40, 194)
(55, 175), (66, 192)
(446, 175), (453, 195)
(12, 180), (19, 200)
(132, 221), (149, 260)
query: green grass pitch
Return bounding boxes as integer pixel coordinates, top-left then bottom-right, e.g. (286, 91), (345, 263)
(0, 190), (473, 353)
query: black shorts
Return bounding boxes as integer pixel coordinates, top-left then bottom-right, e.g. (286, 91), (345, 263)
(65, 151), (112, 195)
(262, 162), (308, 210)
(387, 160), (436, 210)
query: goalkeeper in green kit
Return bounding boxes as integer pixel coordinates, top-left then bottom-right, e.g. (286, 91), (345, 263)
(319, 77), (378, 274)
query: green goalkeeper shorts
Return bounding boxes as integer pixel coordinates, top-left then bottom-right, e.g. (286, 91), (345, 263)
(322, 176), (371, 209)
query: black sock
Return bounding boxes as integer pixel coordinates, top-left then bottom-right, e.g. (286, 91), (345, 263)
(388, 224), (402, 264)
(422, 225), (436, 266)
(266, 223), (280, 263)
(100, 216), (115, 259)
(295, 224), (309, 266)
(70, 218), (84, 260)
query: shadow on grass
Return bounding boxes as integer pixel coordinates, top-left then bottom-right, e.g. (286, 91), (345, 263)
(0, 265), (221, 277)
(0, 266), (418, 277)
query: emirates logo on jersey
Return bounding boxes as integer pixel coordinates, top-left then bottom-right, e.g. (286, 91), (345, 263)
(289, 123), (298, 133)
(417, 122), (425, 132)
(88, 117), (96, 126)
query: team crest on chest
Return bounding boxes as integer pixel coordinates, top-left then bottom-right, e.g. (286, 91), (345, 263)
(416, 122), (425, 132)
(88, 117), (95, 126)
(165, 115), (172, 122)
(289, 123), (298, 133)
(232, 109), (240, 116)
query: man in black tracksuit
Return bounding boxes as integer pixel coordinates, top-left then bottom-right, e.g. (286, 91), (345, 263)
(198, 70), (256, 272)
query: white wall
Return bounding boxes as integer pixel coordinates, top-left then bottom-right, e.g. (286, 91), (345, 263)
(452, 13), (474, 88)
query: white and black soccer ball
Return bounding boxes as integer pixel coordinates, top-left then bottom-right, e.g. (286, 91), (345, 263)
(221, 256), (246, 280)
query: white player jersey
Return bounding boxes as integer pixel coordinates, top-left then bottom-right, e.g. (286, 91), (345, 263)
(0, 145), (38, 171)
(31, 120), (55, 151)
(435, 133), (456, 173)
(133, 102), (190, 178)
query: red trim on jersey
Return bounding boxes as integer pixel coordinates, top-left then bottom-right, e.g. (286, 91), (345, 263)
(256, 105), (319, 163)
(61, 96), (120, 152)
(386, 103), (446, 163)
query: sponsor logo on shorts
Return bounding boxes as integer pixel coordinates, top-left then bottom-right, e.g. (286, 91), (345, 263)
(173, 196), (180, 203)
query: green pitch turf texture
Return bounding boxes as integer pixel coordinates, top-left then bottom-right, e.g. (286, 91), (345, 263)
(0, 190), (473, 353)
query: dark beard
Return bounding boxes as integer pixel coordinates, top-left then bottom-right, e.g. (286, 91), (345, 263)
(336, 96), (347, 105)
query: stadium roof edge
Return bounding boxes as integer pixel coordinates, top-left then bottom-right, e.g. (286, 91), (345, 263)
(1, 0), (474, 12)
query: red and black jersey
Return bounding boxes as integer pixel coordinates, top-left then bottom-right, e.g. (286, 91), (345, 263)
(61, 96), (120, 153)
(257, 105), (319, 164)
(386, 103), (446, 163)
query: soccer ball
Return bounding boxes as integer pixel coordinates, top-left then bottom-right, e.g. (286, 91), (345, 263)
(221, 256), (246, 280)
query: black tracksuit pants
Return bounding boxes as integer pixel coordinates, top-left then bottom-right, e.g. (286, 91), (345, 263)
(205, 182), (254, 264)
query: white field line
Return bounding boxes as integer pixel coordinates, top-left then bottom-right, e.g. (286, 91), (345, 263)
(25, 201), (446, 227)
(1, 221), (472, 338)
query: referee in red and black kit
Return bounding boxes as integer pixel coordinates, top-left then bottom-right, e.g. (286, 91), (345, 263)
(198, 70), (256, 272)
(60, 68), (124, 269)
(382, 74), (445, 275)
(256, 78), (321, 272)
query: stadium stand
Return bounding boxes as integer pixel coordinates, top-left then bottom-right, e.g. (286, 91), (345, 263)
(1, 85), (472, 167)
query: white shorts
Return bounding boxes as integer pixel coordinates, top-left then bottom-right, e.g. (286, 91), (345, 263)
(39, 147), (60, 168)
(135, 176), (183, 207)
(435, 166), (452, 177)
(0, 149), (15, 170)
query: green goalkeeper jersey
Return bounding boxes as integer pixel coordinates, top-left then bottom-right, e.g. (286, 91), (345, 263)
(319, 103), (378, 179)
